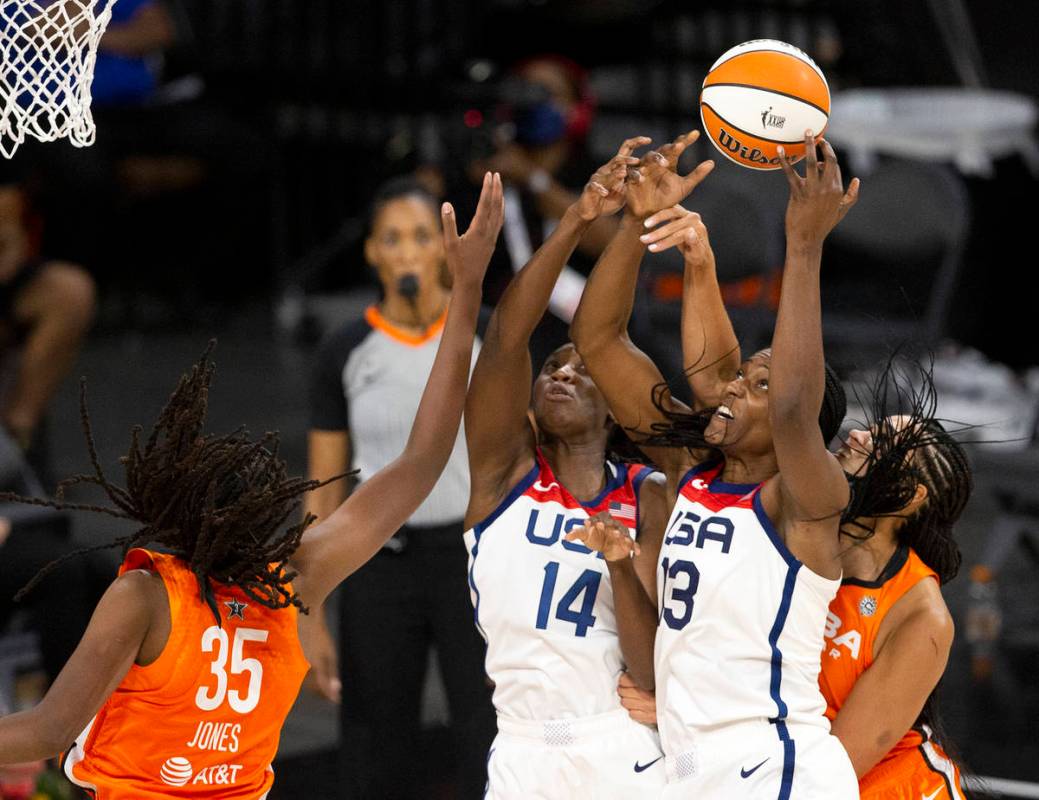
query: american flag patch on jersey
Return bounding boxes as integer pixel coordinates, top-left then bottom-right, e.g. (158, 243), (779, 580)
(609, 501), (637, 526)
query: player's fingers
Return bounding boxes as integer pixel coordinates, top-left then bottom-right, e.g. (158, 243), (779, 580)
(837, 177), (861, 222)
(618, 136), (652, 157)
(647, 228), (700, 253)
(563, 526), (589, 542)
(819, 138), (838, 178)
(804, 131), (819, 185)
(587, 181), (609, 197)
(469, 171), (492, 229)
(681, 159), (715, 193)
(626, 166), (643, 185)
(775, 146), (800, 191)
(641, 213), (696, 245)
(441, 202), (459, 245)
(644, 204), (687, 229)
(668, 129), (700, 162)
(492, 172), (505, 226)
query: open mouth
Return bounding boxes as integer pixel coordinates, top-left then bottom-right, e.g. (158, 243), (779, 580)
(715, 405), (735, 421)
(545, 387), (574, 401)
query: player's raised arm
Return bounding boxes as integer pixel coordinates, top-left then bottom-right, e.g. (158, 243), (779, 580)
(291, 173), (504, 607)
(570, 130), (714, 478)
(764, 134), (859, 573)
(565, 512), (660, 689)
(639, 206), (739, 410)
(464, 140), (642, 523)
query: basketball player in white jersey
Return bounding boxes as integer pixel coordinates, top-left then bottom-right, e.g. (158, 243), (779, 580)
(462, 139), (683, 799)
(569, 131), (861, 799)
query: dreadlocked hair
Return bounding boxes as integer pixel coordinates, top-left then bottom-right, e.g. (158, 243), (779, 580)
(638, 344), (847, 453)
(0, 342), (350, 623)
(840, 355), (973, 585)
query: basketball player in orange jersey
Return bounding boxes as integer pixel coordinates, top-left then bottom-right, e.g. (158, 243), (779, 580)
(0, 173), (504, 799)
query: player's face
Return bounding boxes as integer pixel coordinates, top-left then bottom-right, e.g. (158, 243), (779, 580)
(704, 350), (774, 453)
(835, 414), (912, 477)
(365, 196), (444, 301)
(532, 344), (610, 438)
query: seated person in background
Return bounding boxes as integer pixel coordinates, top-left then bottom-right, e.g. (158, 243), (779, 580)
(466, 55), (612, 366)
(91, 0), (176, 108)
(0, 179), (95, 459)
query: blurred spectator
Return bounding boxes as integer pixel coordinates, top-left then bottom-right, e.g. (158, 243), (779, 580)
(0, 179), (95, 465)
(305, 177), (495, 799)
(465, 55), (610, 366)
(91, 0), (177, 109)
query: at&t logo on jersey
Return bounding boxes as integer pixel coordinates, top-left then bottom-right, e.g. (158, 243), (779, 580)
(160, 757), (193, 786)
(158, 756), (244, 787)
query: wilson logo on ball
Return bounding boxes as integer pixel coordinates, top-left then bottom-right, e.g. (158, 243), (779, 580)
(717, 129), (780, 168)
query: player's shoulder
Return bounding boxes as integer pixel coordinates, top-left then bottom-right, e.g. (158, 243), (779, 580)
(879, 571), (952, 653)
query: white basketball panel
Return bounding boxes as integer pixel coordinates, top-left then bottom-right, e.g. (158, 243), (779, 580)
(700, 85), (829, 143)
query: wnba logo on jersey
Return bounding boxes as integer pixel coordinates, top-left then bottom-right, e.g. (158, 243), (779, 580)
(160, 757), (194, 786)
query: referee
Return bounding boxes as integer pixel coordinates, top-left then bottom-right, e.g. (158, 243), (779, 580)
(306, 177), (495, 799)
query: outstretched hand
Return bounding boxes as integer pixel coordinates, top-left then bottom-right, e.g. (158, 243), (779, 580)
(638, 205), (715, 269)
(564, 511), (639, 562)
(442, 172), (505, 287)
(777, 132), (860, 249)
(624, 130), (715, 220)
(572, 136), (650, 222)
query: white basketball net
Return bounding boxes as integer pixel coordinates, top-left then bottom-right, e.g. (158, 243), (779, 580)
(0, 0), (115, 158)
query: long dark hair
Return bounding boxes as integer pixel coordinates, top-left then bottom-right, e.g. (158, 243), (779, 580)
(839, 356), (973, 585)
(1, 343), (349, 622)
(839, 355), (976, 772)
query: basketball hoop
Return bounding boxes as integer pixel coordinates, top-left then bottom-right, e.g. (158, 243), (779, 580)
(0, 0), (116, 158)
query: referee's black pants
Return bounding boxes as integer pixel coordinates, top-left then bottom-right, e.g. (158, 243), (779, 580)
(337, 520), (495, 799)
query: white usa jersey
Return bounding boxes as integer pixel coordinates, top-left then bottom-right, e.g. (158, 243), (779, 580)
(655, 460), (840, 775)
(464, 449), (655, 720)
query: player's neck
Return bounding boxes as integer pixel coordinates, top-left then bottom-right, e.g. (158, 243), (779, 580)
(540, 438), (609, 502)
(719, 451), (778, 486)
(839, 520), (899, 582)
(379, 287), (449, 333)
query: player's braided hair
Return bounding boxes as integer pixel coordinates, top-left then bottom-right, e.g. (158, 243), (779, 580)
(639, 346), (847, 453)
(1, 342), (349, 622)
(839, 356), (973, 585)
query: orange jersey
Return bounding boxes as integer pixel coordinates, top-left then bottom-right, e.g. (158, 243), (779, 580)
(820, 546), (964, 799)
(63, 549), (309, 799)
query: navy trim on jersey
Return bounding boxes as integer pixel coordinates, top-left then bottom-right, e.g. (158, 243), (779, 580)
(631, 465), (655, 537)
(468, 539), (487, 640)
(676, 459), (720, 493)
(752, 491), (800, 570)
(767, 560), (801, 800)
(471, 461), (540, 540)
(709, 475), (759, 495)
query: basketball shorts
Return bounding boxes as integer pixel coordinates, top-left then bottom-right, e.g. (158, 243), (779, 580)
(484, 708), (665, 799)
(859, 739), (965, 800)
(661, 720), (859, 799)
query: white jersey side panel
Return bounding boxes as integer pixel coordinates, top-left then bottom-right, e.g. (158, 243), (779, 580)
(464, 458), (651, 720)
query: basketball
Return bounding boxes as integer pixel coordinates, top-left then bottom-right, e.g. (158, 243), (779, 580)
(700, 39), (830, 171)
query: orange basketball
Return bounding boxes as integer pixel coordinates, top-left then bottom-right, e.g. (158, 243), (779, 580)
(700, 40), (830, 171)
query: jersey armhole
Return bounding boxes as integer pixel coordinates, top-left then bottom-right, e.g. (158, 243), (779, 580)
(470, 460), (540, 540)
